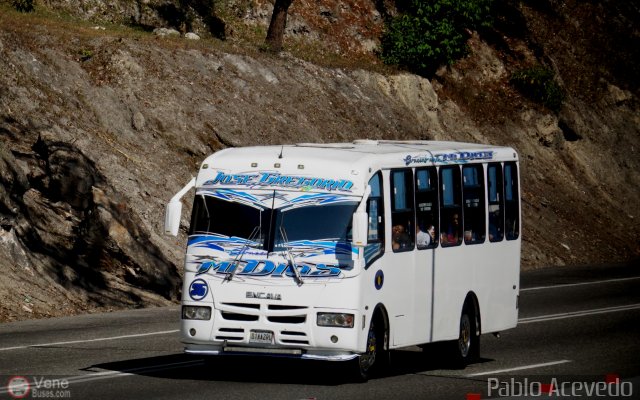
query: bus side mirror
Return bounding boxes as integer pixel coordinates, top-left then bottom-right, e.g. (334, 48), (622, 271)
(164, 177), (196, 237)
(352, 211), (368, 247)
(164, 201), (183, 237)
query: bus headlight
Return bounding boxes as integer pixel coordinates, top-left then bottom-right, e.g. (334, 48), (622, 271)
(182, 306), (212, 320)
(317, 313), (354, 328)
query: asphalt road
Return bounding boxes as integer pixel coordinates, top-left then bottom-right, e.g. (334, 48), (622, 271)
(1, 262), (639, 400)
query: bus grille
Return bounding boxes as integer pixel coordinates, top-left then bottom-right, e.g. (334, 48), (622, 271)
(215, 328), (245, 342)
(221, 312), (259, 321)
(279, 330), (309, 345)
(267, 315), (306, 324)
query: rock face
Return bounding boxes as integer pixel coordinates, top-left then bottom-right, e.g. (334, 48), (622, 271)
(0, 0), (638, 321)
(0, 134), (181, 320)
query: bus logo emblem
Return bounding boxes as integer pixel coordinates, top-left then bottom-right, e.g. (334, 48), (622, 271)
(246, 292), (282, 300)
(374, 270), (384, 290)
(189, 279), (208, 301)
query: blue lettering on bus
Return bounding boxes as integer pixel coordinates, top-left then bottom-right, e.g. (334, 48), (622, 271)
(238, 260), (276, 276)
(404, 151), (494, 166)
(309, 264), (342, 276)
(284, 264), (311, 277)
(195, 260), (341, 278)
(203, 172), (354, 192)
(197, 260), (232, 275)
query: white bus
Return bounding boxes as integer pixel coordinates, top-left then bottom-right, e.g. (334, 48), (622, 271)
(165, 140), (521, 380)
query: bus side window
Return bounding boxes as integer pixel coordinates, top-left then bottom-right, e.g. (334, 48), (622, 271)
(415, 167), (438, 249)
(462, 165), (486, 244)
(365, 172), (384, 264)
(487, 163), (504, 242)
(390, 169), (415, 252)
(504, 162), (520, 240)
(439, 166), (462, 247)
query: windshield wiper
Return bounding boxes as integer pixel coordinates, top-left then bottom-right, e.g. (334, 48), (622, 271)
(279, 226), (304, 286)
(225, 225), (261, 282)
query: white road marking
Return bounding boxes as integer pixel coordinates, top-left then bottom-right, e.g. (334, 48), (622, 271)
(0, 329), (179, 352)
(519, 303), (640, 324)
(467, 360), (571, 377)
(521, 276), (640, 292)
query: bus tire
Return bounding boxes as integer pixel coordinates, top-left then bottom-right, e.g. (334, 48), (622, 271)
(351, 318), (388, 382)
(451, 304), (480, 368)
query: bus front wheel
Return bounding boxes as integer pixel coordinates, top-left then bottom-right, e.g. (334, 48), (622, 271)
(451, 304), (480, 367)
(351, 319), (388, 382)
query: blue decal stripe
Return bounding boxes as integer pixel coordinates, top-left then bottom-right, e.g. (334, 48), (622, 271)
(188, 234), (264, 254)
(285, 240), (357, 257)
(197, 189), (267, 209)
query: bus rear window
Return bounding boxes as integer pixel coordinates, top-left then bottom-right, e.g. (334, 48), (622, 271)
(504, 162), (520, 240)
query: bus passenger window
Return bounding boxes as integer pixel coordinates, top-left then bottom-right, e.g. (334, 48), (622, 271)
(391, 169), (415, 252)
(462, 164), (486, 244)
(415, 167), (438, 249)
(440, 166), (462, 247)
(365, 172), (384, 264)
(504, 162), (520, 240)
(487, 163), (504, 242)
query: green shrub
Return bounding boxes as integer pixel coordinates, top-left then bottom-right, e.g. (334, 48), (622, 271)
(79, 49), (93, 62)
(379, 0), (494, 76)
(510, 66), (564, 112)
(12, 0), (35, 12)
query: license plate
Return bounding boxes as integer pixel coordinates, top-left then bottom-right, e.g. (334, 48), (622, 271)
(249, 330), (274, 344)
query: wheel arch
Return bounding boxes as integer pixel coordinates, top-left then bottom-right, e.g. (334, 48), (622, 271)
(371, 303), (390, 350)
(464, 291), (481, 336)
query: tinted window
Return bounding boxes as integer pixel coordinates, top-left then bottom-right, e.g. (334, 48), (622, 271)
(487, 163), (504, 242)
(415, 167), (438, 249)
(504, 162), (520, 240)
(189, 195), (269, 245)
(275, 202), (358, 247)
(440, 166), (462, 247)
(391, 169), (415, 252)
(367, 172), (384, 242)
(463, 164), (486, 244)
(365, 172), (384, 264)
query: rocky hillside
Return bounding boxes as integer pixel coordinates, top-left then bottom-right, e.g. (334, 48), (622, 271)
(0, 0), (638, 321)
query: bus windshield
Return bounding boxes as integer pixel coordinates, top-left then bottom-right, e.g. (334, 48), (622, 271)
(188, 194), (357, 252)
(189, 195), (270, 247)
(274, 203), (358, 250)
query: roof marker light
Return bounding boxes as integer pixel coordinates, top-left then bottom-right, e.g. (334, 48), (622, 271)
(298, 164), (304, 169)
(251, 162), (258, 167)
(274, 163), (281, 168)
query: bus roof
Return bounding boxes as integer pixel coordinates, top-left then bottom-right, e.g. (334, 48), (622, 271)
(196, 140), (518, 195)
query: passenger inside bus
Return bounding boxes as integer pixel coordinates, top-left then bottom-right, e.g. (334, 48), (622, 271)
(441, 213), (461, 245)
(488, 208), (503, 242)
(392, 224), (411, 250)
(416, 224), (435, 249)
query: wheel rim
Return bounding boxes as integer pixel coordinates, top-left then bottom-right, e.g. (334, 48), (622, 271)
(459, 313), (471, 358)
(359, 324), (377, 372)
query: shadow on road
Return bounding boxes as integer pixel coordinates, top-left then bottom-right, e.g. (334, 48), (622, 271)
(88, 344), (493, 385)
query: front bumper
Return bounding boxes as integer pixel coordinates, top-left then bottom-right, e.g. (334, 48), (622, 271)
(184, 343), (359, 361)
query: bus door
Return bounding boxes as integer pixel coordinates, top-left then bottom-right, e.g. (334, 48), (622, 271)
(414, 167), (438, 343)
(388, 168), (436, 346)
